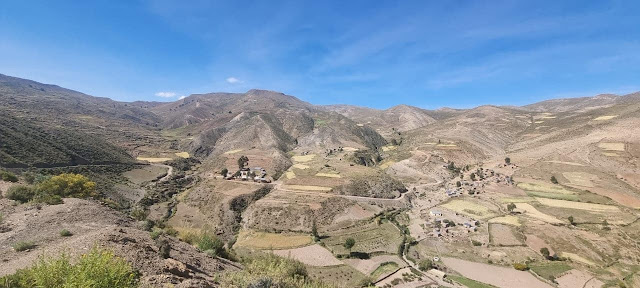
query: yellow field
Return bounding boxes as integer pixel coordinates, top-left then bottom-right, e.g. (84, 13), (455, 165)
(517, 182), (575, 195)
(379, 160), (396, 169)
(593, 115), (618, 121)
(292, 164), (310, 169)
(440, 200), (496, 219)
(545, 160), (584, 166)
(342, 147), (359, 152)
(534, 121), (544, 124)
(598, 142), (625, 151)
(285, 171), (296, 179)
(489, 215), (521, 226)
(235, 230), (312, 249)
(540, 116), (556, 119)
(175, 152), (190, 158)
(136, 157), (172, 163)
(356, 124), (364, 127)
(283, 185), (332, 192)
(224, 149), (243, 154)
(560, 252), (596, 266)
(316, 173), (342, 178)
(562, 172), (597, 187)
(382, 145), (397, 152)
(602, 152), (620, 157)
(515, 203), (563, 224)
(535, 198), (619, 212)
(292, 154), (316, 162)
(499, 197), (536, 203)
(436, 144), (457, 147)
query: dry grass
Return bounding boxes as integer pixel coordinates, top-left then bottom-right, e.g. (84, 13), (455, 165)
(342, 147), (359, 152)
(515, 203), (563, 224)
(535, 198), (619, 212)
(235, 230), (312, 249)
(598, 142), (625, 151)
(489, 215), (521, 226)
(175, 152), (190, 158)
(440, 200), (497, 219)
(593, 115), (618, 121)
(136, 157), (172, 163)
(285, 171), (296, 179)
(544, 160), (584, 166)
(273, 244), (343, 267)
(560, 252), (596, 266)
(282, 185), (332, 192)
(562, 172), (597, 187)
(517, 182), (575, 195)
(499, 197), (536, 203)
(379, 160), (396, 169)
(292, 164), (310, 169)
(316, 173), (342, 178)
(382, 145), (397, 152)
(223, 149), (243, 154)
(292, 154), (316, 162)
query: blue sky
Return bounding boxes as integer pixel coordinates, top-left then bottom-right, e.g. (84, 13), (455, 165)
(1, 0), (639, 109)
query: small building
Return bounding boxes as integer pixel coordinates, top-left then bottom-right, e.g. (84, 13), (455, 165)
(239, 168), (250, 180)
(427, 269), (446, 280)
(430, 210), (443, 217)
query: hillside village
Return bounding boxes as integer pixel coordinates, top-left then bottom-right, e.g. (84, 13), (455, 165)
(1, 74), (640, 288)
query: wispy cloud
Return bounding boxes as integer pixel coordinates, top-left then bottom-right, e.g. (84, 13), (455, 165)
(226, 77), (241, 84)
(155, 91), (176, 98)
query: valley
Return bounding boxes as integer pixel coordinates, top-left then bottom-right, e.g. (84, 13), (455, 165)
(1, 74), (640, 287)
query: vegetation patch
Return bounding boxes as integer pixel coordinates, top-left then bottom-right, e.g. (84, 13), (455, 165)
(440, 200), (497, 219)
(489, 215), (521, 226)
(283, 185), (332, 192)
(292, 154), (316, 162)
(598, 142), (625, 151)
(560, 252), (596, 266)
(174, 152), (190, 158)
(535, 198), (619, 212)
(370, 262), (399, 280)
(517, 182), (576, 195)
(0, 248), (138, 288)
(526, 191), (580, 201)
(315, 173), (341, 178)
(529, 262), (572, 281)
(515, 203), (563, 224)
(216, 253), (333, 288)
(135, 157), (173, 163)
(593, 115), (618, 121)
(448, 275), (497, 288)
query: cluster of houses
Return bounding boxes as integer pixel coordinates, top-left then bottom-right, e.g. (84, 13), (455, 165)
(429, 209), (478, 238)
(224, 167), (271, 183)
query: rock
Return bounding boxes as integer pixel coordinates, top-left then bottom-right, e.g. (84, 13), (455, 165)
(163, 258), (190, 278)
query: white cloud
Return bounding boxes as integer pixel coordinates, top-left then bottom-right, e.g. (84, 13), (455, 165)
(226, 77), (241, 84)
(155, 91), (177, 98)
(178, 95), (186, 100)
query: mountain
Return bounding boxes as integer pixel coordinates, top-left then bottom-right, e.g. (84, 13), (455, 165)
(324, 104), (437, 137)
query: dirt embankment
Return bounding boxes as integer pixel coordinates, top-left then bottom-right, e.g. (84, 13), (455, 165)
(0, 198), (237, 286)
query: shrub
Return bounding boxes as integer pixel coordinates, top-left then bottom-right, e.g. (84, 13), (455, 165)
(358, 276), (374, 287)
(130, 208), (148, 221)
(513, 263), (529, 271)
(59, 229), (73, 237)
(33, 194), (63, 205)
(1, 170), (19, 182)
(550, 176), (558, 184)
(13, 241), (36, 252)
(197, 232), (224, 256)
(6, 185), (36, 203)
(150, 228), (163, 240)
(156, 239), (171, 259)
(418, 259), (433, 271)
(180, 231), (199, 245)
(0, 248), (138, 287)
(217, 253), (323, 287)
(472, 240), (482, 246)
(22, 172), (36, 184)
(164, 226), (178, 237)
(37, 173), (96, 198)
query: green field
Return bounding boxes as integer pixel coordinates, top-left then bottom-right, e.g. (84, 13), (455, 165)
(448, 275), (497, 288)
(529, 262), (572, 281)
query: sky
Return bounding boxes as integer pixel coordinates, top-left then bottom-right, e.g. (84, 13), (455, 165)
(1, 0), (639, 109)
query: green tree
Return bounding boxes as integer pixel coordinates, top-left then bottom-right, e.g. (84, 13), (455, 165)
(344, 238), (356, 255)
(507, 202), (517, 213)
(470, 173), (476, 181)
(505, 157), (511, 164)
(540, 247), (550, 259)
(37, 173), (96, 198)
(311, 219), (319, 241)
(237, 155), (249, 170)
(418, 259), (433, 271)
(456, 181), (462, 187)
(568, 216), (575, 225)
(551, 176), (558, 184)
(221, 168), (228, 176)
